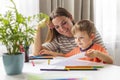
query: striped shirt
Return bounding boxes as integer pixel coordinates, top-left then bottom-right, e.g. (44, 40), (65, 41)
(42, 30), (104, 54)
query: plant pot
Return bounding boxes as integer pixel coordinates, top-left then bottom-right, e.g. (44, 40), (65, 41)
(2, 53), (24, 75)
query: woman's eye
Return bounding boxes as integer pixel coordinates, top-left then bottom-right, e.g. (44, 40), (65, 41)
(55, 26), (59, 29)
(74, 37), (77, 39)
(79, 37), (84, 40)
(80, 37), (84, 39)
(74, 37), (84, 40)
(61, 21), (67, 26)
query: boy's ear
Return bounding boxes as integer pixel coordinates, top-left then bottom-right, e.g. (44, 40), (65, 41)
(90, 33), (95, 40)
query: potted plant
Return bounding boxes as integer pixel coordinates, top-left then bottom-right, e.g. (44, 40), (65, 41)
(0, 0), (49, 75)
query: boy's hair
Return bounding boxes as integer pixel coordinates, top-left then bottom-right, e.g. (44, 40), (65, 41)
(71, 20), (96, 37)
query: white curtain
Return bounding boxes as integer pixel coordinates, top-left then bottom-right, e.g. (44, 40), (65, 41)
(0, 0), (39, 54)
(39, 0), (94, 21)
(94, 0), (120, 65)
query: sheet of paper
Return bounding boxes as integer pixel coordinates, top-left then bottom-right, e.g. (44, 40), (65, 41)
(52, 52), (105, 66)
(54, 59), (104, 66)
(66, 52), (86, 60)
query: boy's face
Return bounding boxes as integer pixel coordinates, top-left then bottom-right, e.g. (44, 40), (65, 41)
(74, 31), (94, 49)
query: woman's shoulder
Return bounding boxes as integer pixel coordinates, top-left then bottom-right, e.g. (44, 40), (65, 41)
(92, 43), (106, 50)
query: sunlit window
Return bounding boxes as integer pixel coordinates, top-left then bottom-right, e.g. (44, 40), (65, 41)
(0, 0), (39, 54)
(0, 0), (39, 16)
(94, 0), (117, 43)
(94, 0), (120, 64)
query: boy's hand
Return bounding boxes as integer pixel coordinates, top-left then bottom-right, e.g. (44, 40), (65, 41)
(85, 49), (98, 58)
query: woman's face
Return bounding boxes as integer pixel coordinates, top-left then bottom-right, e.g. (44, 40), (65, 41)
(52, 16), (73, 37)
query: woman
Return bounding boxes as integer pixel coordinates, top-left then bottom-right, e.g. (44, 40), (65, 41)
(33, 7), (104, 56)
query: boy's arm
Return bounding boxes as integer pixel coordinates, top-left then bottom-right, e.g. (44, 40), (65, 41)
(95, 51), (113, 64)
(86, 49), (113, 64)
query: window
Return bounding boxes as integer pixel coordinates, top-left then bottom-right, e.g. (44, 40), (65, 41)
(0, 0), (39, 54)
(94, 0), (120, 65)
(0, 0), (39, 16)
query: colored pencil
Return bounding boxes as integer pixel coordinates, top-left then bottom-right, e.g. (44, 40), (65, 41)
(66, 68), (98, 71)
(65, 66), (103, 69)
(40, 68), (97, 71)
(48, 59), (50, 65)
(29, 56), (53, 60)
(31, 60), (35, 66)
(40, 69), (68, 71)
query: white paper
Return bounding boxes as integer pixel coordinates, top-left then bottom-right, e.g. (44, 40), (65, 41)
(66, 52), (86, 60)
(52, 52), (104, 66)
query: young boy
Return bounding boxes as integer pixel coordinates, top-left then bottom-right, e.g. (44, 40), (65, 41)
(64, 20), (113, 64)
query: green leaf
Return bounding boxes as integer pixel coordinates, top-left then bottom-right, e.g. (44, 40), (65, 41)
(0, 0), (49, 55)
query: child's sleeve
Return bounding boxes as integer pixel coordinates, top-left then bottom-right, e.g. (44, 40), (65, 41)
(64, 47), (80, 57)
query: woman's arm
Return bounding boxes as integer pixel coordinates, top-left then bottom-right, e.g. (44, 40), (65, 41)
(33, 18), (50, 56)
(94, 30), (105, 48)
(39, 49), (65, 57)
(33, 26), (43, 56)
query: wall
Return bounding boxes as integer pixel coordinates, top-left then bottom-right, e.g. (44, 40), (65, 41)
(39, 0), (82, 42)
(105, 42), (120, 66)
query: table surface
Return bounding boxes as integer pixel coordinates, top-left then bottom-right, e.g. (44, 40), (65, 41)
(0, 56), (120, 80)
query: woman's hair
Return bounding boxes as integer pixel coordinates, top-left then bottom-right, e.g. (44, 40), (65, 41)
(50, 7), (72, 19)
(71, 20), (96, 37)
(45, 7), (74, 42)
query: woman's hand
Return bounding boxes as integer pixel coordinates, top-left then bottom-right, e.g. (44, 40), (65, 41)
(39, 49), (65, 57)
(46, 20), (54, 29)
(39, 49), (57, 56)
